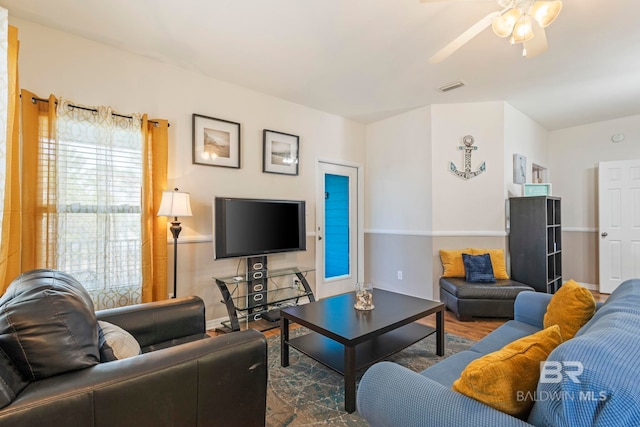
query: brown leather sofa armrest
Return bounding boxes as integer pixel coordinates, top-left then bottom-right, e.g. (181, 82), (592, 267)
(0, 329), (267, 427)
(96, 296), (206, 348)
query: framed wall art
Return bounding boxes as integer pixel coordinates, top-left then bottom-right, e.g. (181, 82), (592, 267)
(513, 153), (526, 184)
(192, 114), (241, 168)
(263, 129), (299, 176)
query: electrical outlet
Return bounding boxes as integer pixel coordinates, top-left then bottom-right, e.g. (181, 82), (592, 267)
(397, 270), (403, 280)
(293, 278), (301, 289)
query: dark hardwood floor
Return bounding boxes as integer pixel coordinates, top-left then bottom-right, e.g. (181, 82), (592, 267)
(210, 290), (609, 342)
(418, 310), (505, 341)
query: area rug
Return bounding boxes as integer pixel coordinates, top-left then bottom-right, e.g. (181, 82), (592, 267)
(266, 328), (475, 426)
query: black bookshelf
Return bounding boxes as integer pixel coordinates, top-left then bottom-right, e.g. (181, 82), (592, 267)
(509, 196), (562, 293)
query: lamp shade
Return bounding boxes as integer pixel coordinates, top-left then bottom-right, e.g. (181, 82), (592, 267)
(511, 14), (535, 44)
(157, 190), (193, 217)
(492, 8), (522, 38)
(530, 1), (562, 28)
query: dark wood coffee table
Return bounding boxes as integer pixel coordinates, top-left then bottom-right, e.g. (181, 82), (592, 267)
(280, 288), (444, 413)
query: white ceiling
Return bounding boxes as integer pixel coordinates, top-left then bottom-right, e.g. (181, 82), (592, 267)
(2, 0), (639, 130)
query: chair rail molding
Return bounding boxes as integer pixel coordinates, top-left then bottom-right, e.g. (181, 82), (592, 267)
(365, 229), (507, 237)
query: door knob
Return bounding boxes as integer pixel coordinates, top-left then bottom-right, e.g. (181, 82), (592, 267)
(601, 232), (608, 237)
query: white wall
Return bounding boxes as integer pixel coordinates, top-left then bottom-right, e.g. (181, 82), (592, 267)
(548, 114), (640, 288)
(431, 101), (506, 233)
(364, 106), (433, 299)
(549, 114), (640, 229)
(13, 17), (366, 322)
(504, 103), (549, 199)
(365, 105), (432, 233)
(365, 101), (549, 299)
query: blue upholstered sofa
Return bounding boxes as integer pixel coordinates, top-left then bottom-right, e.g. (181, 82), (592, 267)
(357, 279), (640, 426)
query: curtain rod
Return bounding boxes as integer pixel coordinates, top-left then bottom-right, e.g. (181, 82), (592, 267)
(29, 96), (169, 127)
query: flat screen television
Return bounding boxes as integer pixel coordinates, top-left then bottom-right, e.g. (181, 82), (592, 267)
(213, 197), (306, 259)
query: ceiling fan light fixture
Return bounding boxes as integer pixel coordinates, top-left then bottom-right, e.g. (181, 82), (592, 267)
(492, 8), (522, 37)
(530, 0), (562, 28)
(424, 0), (556, 62)
(512, 14), (535, 43)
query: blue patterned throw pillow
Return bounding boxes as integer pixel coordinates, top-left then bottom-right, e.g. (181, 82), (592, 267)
(462, 253), (496, 283)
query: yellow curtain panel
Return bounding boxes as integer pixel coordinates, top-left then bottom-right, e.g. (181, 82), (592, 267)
(141, 115), (169, 302)
(19, 90), (58, 274)
(0, 26), (20, 292)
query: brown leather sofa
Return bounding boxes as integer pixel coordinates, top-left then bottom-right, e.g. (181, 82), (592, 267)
(0, 270), (267, 427)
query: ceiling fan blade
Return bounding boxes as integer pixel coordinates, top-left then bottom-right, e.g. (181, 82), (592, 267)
(523, 25), (548, 58)
(429, 11), (501, 63)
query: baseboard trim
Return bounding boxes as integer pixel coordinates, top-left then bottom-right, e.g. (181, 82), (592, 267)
(206, 316), (228, 331)
(576, 281), (597, 291)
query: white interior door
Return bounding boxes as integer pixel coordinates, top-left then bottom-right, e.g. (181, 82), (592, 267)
(598, 159), (640, 293)
(315, 161), (361, 299)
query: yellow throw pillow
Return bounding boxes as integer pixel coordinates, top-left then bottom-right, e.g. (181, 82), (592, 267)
(471, 248), (509, 279)
(440, 248), (472, 277)
(543, 279), (596, 341)
(452, 325), (563, 418)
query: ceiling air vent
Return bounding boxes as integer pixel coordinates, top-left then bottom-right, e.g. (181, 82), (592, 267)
(439, 80), (466, 93)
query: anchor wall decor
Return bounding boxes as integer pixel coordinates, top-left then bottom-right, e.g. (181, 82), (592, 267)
(449, 135), (486, 180)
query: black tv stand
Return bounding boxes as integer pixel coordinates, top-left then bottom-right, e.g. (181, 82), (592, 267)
(214, 262), (315, 332)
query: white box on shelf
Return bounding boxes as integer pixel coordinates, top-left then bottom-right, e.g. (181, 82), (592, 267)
(523, 183), (552, 196)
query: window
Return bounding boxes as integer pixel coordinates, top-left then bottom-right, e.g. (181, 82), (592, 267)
(52, 104), (144, 309)
(17, 92), (168, 303)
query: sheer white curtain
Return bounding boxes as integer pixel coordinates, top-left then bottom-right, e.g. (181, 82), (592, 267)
(55, 99), (143, 309)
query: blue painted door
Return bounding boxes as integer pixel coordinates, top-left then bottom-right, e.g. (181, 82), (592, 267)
(325, 174), (350, 279)
(316, 162), (359, 298)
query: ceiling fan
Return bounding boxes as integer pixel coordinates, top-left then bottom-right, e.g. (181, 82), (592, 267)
(422, 0), (563, 63)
